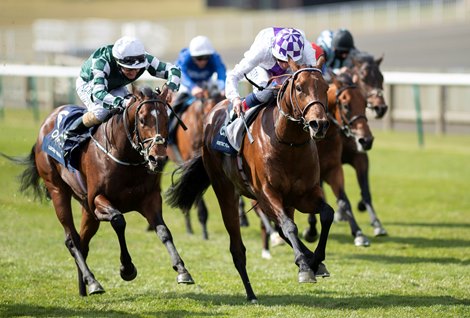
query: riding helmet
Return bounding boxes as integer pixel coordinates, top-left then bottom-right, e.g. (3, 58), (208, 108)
(189, 35), (215, 57)
(332, 29), (355, 52)
(112, 36), (149, 69)
(272, 28), (304, 62)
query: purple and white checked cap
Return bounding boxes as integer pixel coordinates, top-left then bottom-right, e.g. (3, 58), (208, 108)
(272, 28), (304, 62)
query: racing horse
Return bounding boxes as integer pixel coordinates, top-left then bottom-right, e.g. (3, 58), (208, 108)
(301, 72), (375, 247)
(339, 52), (388, 236)
(17, 86), (194, 296)
(167, 59), (334, 302)
(166, 85), (224, 239)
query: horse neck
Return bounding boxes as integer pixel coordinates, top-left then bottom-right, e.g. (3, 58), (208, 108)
(275, 93), (309, 144)
(101, 104), (140, 159)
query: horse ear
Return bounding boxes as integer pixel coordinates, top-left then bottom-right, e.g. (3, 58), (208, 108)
(288, 56), (299, 71)
(352, 73), (360, 84)
(316, 55), (326, 71)
(331, 72), (340, 87)
(376, 54), (384, 65)
(160, 85), (169, 101)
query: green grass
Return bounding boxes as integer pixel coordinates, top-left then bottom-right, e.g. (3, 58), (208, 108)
(0, 108), (469, 318)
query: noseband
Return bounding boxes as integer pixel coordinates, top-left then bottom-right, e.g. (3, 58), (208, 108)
(277, 68), (327, 132)
(329, 84), (368, 138)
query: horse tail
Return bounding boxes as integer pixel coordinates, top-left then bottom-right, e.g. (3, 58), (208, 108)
(19, 146), (47, 200)
(166, 153), (210, 211)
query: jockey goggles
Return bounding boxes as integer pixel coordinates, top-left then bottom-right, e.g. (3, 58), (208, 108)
(117, 55), (146, 68)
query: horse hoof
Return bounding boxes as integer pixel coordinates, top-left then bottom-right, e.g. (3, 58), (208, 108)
(261, 249), (272, 260)
(120, 264), (138, 281)
(177, 272), (195, 284)
(334, 211), (348, 222)
(248, 298), (258, 304)
(88, 282), (105, 295)
(315, 263), (330, 278)
(298, 269), (317, 283)
(357, 200), (366, 212)
(374, 226), (388, 237)
(354, 232), (371, 247)
(202, 231), (209, 240)
(302, 228), (319, 243)
(270, 232), (285, 247)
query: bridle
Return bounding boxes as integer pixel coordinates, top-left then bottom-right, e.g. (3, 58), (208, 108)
(123, 96), (167, 159)
(328, 84), (368, 138)
(276, 67), (327, 132)
(92, 94), (167, 167)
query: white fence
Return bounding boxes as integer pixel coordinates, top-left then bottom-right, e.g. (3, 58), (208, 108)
(1, 64), (470, 134)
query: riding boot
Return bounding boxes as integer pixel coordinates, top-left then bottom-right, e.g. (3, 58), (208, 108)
(65, 116), (87, 139)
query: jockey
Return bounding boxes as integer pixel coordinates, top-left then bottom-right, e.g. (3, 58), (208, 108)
(172, 35), (227, 111)
(316, 28), (358, 79)
(65, 36), (181, 139)
(225, 27), (317, 118)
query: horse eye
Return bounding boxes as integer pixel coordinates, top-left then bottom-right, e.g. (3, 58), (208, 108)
(343, 104), (351, 114)
(295, 84), (302, 92)
(139, 117), (145, 125)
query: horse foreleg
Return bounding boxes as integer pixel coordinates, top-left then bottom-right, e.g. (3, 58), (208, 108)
(144, 192), (194, 284)
(276, 211), (317, 283)
(93, 195), (137, 282)
(302, 213), (319, 243)
(352, 153), (388, 236)
(154, 213), (195, 284)
(311, 200), (334, 275)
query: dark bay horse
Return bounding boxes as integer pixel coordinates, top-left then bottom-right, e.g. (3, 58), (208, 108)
(167, 87), (224, 239)
(339, 52), (388, 236)
(18, 86), (194, 296)
(167, 60), (334, 302)
(302, 73), (374, 247)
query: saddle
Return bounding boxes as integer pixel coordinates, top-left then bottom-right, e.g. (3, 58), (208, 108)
(211, 103), (264, 155)
(42, 105), (94, 171)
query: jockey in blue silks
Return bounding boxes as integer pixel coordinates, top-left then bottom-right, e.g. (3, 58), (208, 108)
(172, 35), (227, 112)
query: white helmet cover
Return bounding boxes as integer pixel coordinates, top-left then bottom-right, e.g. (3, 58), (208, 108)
(272, 28), (304, 62)
(189, 35), (215, 57)
(112, 36), (148, 69)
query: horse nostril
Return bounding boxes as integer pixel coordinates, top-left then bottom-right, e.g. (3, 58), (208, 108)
(359, 137), (374, 151)
(310, 120), (319, 131)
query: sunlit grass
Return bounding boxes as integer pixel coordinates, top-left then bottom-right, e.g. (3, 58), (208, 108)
(0, 108), (469, 317)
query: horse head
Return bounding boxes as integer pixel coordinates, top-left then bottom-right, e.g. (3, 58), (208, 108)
(278, 59), (329, 140)
(351, 53), (388, 119)
(330, 73), (374, 152)
(126, 86), (169, 173)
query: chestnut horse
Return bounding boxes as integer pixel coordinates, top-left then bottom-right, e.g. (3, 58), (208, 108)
(167, 60), (334, 302)
(167, 86), (224, 239)
(17, 86), (194, 296)
(339, 52), (388, 236)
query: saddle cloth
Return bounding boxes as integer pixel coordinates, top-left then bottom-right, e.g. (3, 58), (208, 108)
(211, 104), (264, 154)
(41, 105), (93, 171)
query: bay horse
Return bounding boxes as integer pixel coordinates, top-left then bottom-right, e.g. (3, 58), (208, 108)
(166, 85), (224, 239)
(301, 72), (374, 247)
(167, 60), (334, 302)
(257, 72), (375, 256)
(17, 86), (194, 296)
(338, 52), (388, 236)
